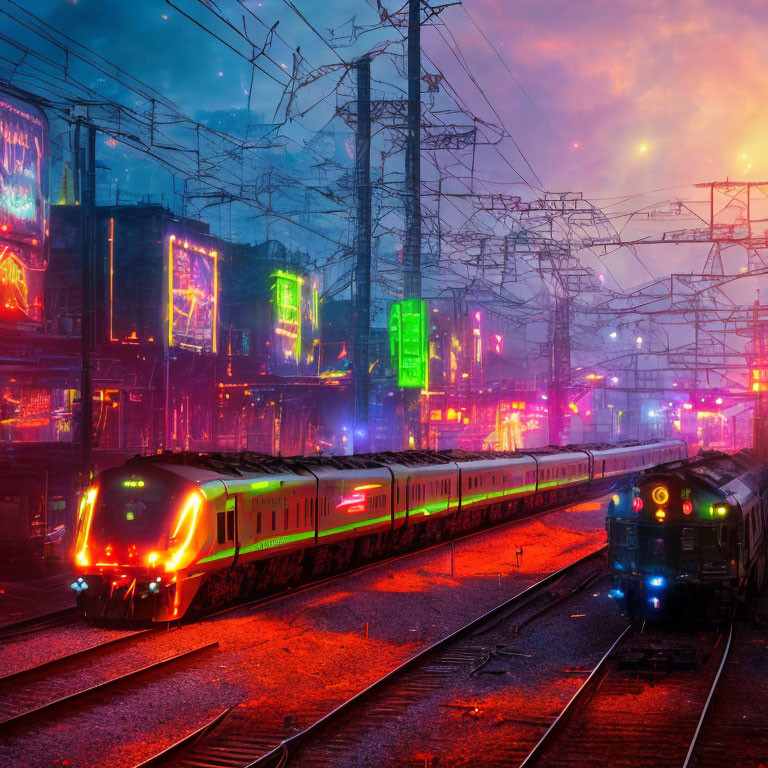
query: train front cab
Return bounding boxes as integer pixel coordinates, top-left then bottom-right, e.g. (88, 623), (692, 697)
(607, 473), (740, 623)
(73, 463), (220, 621)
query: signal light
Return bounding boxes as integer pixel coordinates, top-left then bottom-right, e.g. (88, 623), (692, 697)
(632, 497), (643, 512)
(651, 486), (669, 505)
(682, 500), (693, 515)
(612, 494), (620, 506)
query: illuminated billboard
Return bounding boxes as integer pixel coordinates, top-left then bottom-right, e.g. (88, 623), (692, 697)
(0, 92), (49, 324)
(167, 235), (218, 353)
(271, 270), (303, 363)
(389, 298), (428, 389)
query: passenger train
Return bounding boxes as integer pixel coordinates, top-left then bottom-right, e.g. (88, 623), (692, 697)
(607, 449), (768, 623)
(72, 440), (686, 621)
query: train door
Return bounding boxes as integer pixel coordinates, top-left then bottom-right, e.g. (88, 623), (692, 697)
(229, 494), (240, 566)
(404, 475), (411, 526)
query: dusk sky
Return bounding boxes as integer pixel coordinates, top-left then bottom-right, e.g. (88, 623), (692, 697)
(33, 0), (768, 204)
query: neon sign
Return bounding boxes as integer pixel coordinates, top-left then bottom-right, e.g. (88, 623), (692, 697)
(0, 247), (29, 319)
(167, 235), (218, 353)
(271, 270), (303, 363)
(0, 94), (47, 240)
(389, 298), (428, 389)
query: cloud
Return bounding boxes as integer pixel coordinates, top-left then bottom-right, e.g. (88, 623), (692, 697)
(442, 0), (768, 196)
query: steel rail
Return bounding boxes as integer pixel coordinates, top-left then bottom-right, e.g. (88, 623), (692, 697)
(0, 641), (219, 734)
(132, 706), (234, 768)
(681, 621), (734, 768)
(0, 607), (79, 641)
(517, 625), (631, 768)
(0, 628), (154, 686)
(245, 546), (608, 768)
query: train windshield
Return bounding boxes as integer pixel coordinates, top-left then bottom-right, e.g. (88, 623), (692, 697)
(88, 468), (188, 563)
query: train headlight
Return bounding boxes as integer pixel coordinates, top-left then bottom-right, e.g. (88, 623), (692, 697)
(651, 486), (669, 505)
(715, 505), (728, 517)
(655, 509), (666, 521)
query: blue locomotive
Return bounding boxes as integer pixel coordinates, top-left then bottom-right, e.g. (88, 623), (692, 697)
(607, 450), (768, 623)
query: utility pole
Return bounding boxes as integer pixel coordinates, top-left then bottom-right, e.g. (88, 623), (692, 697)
(404, 0), (421, 301)
(80, 123), (96, 479)
(548, 290), (570, 445)
(353, 56), (372, 454)
(403, 0), (423, 449)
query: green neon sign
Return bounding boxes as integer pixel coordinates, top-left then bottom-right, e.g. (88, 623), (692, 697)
(389, 298), (428, 389)
(271, 270), (303, 362)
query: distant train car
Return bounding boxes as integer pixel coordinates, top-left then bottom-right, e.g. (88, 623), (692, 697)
(606, 450), (768, 623)
(72, 440), (686, 621)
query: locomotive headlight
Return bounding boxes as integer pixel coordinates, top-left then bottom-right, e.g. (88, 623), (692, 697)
(651, 486), (669, 505)
(715, 504), (728, 517)
(166, 492), (202, 572)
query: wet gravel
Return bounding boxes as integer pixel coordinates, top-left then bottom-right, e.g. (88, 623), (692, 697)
(0, 623), (141, 678)
(0, 500), (610, 768)
(292, 574), (627, 767)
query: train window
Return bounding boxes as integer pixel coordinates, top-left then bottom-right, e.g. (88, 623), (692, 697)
(216, 511), (226, 544)
(272, 509), (276, 531)
(284, 509), (289, 530)
(226, 498), (236, 541)
(257, 511), (262, 535)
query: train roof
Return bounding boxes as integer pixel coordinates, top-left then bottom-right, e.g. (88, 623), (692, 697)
(641, 449), (764, 493)
(122, 439), (683, 478)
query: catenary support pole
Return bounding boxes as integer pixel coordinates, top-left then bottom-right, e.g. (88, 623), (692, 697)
(353, 56), (372, 454)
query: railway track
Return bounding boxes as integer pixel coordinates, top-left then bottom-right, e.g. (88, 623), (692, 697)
(683, 602), (768, 768)
(0, 607), (80, 643)
(0, 632), (218, 737)
(517, 623), (733, 768)
(134, 546), (608, 768)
